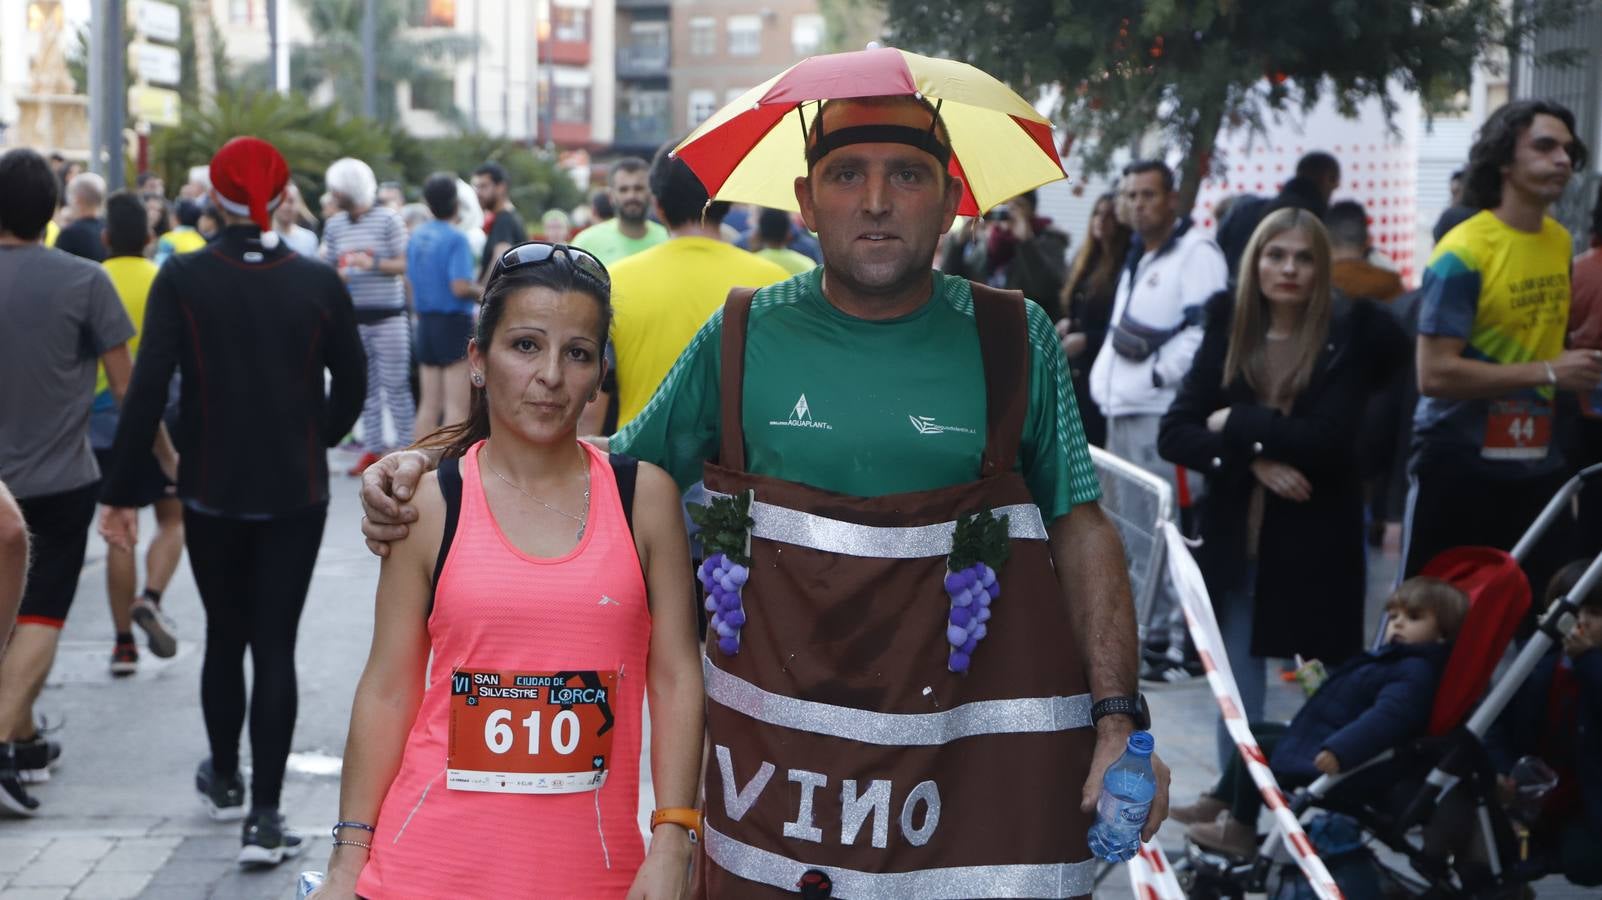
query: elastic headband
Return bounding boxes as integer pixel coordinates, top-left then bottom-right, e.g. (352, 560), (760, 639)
(802, 99), (951, 170)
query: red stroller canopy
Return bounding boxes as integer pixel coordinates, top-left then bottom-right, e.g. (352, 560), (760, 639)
(1420, 547), (1532, 736)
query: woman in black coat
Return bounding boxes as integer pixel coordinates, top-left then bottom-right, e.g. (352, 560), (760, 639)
(1158, 208), (1407, 769)
(1056, 192), (1131, 447)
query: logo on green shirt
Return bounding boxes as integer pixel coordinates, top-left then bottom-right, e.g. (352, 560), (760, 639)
(909, 415), (977, 436)
(769, 394), (833, 430)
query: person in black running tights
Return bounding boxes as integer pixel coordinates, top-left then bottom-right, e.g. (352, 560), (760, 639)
(100, 137), (366, 866)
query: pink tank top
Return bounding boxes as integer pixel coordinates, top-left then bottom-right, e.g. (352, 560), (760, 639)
(358, 440), (651, 899)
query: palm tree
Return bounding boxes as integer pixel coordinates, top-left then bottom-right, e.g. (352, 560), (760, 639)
(291, 0), (476, 125)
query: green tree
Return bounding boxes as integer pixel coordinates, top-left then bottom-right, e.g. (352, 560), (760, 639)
(884, 0), (1593, 211)
(150, 89), (396, 201)
(290, 0), (476, 125)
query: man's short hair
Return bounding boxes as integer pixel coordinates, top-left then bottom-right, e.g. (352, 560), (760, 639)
(1295, 152), (1340, 183)
(472, 161), (509, 185)
(802, 96), (952, 181)
(757, 207), (792, 245)
(422, 173), (459, 220)
(590, 189), (614, 219)
(1324, 200), (1369, 249)
(174, 197), (203, 228)
(1122, 159), (1174, 192)
(608, 157), (649, 185)
(0, 149), (61, 240)
(68, 171), (107, 210)
(1464, 99), (1589, 210)
(105, 190), (151, 256)
(648, 141), (729, 228)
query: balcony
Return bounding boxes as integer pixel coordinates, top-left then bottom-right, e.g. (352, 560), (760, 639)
(615, 113), (672, 149)
(617, 44), (670, 79)
(616, 0), (669, 8)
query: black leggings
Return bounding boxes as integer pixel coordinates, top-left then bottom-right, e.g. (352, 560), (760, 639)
(184, 504), (326, 811)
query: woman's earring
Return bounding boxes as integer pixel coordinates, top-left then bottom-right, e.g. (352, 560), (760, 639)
(472, 372), (484, 386)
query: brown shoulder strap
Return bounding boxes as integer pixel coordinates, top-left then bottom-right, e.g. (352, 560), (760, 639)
(717, 287), (759, 472)
(968, 281), (1029, 478)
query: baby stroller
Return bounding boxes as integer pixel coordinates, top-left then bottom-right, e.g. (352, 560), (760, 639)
(1181, 461), (1602, 899)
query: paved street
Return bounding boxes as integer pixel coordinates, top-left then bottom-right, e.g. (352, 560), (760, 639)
(0, 456), (1590, 897)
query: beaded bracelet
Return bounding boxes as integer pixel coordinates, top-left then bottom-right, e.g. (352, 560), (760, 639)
(332, 821), (376, 839)
(332, 838), (373, 851)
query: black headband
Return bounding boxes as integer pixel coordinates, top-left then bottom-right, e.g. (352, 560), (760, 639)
(802, 99), (951, 170)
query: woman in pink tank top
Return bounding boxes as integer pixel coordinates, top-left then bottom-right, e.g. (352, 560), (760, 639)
(315, 243), (704, 899)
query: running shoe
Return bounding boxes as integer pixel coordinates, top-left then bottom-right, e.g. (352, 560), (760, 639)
(346, 451), (381, 477)
(130, 598), (178, 658)
(196, 758), (247, 821)
(238, 809), (306, 867)
(110, 641), (139, 677)
(0, 744), (40, 816)
(15, 734), (61, 784)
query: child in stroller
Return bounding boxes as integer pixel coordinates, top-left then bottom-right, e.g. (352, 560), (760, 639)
(1172, 577), (1470, 858)
(1486, 559), (1602, 887)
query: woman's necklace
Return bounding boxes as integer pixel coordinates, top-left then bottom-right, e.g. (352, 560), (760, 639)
(484, 446), (591, 541)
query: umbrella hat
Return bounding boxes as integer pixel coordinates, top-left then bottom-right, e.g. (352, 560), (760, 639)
(672, 47), (1065, 217)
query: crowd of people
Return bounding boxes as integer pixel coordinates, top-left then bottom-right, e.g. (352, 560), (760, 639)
(0, 72), (1600, 898)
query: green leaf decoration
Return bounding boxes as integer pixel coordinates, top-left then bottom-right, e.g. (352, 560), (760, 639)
(948, 509), (1012, 573)
(690, 491), (755, 566)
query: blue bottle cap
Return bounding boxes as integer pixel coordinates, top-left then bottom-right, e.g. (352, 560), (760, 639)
(1126, 731), (1154, 755)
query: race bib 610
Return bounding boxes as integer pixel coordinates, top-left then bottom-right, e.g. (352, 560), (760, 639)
(447, 669), (617, 795)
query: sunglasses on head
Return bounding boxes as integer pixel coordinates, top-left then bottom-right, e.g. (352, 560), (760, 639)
(489, 241), (610, 288)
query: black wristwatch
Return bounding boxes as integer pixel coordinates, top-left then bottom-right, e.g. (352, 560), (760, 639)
(1091, 694), (1151, 730)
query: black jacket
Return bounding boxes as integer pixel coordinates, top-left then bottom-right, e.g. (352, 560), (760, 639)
(1158, 290), (1408, 662)
(102, 226), (366, 516)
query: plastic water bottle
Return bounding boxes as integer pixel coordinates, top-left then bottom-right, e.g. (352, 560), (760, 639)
(295, 871), (324, 899)
(1086, 731), (1156, 862)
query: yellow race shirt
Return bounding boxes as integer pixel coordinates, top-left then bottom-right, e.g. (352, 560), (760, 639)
(1415, 210), (1572, 471)
(97, 255), (160, 394)
(609, 237), (790, 427)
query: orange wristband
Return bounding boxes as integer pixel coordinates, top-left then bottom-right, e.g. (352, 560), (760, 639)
(650, 807), (702, 843)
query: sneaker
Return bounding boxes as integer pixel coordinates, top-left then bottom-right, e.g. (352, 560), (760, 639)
(1170, 794), (1229, 825)
(1187, 815), (1258, 859)
(131, 598), (178, 658)
(238, 809), (306, 867)
(14, 734), (61, 784)
(110, 641), (139, 677)
(346, 451), (381, 477)
(196, 759), (247, 821)
(1140, 657), (1200, 684)
(0, 744), (40, 816)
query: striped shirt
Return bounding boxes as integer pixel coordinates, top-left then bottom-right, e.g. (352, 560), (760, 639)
(319, 207), (408, 312)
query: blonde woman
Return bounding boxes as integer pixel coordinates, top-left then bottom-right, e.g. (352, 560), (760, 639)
(1157, 208), (1407, 770)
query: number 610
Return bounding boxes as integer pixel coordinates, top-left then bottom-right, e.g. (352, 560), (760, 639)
(484, 708), (581, 756)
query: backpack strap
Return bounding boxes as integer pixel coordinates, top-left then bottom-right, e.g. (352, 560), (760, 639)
(429, 455), (464, 612)
(717, 287), (759, 472)
(966, 281), (1030, 479)
(609, 452), (639, 536)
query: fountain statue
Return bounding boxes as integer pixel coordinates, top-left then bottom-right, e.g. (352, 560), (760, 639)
(13, 0), (91, 157)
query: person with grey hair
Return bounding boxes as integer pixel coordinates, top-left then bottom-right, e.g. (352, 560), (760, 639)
(54, 171), (109, 262)
(320, 158), (412, 475)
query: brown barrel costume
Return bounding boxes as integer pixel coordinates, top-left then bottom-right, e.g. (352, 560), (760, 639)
(699, 284), (1098, 898)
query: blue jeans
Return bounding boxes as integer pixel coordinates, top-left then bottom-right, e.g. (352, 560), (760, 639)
(1215, 563), (1267, 771)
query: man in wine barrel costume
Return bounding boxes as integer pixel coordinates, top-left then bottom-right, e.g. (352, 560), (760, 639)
(361, 95), (1169, 897)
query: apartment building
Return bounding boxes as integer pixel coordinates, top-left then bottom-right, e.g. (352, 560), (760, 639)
(668, 0), (825, 140)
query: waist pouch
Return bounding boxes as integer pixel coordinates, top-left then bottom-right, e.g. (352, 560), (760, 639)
(1110, 304), (1204, 361)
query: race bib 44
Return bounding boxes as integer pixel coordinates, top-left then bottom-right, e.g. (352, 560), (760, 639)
(447, 669), (617, 794)
(1482, 398), (1552, 461)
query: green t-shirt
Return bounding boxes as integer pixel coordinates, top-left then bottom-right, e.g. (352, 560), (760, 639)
(573, 218), (669, 266)
(611, 268), (1101, 522)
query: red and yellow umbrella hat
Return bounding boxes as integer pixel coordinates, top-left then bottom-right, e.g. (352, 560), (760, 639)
(671, 45), (1065, 217)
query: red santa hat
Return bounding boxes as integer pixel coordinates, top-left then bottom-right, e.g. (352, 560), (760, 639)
(209, 136), (290, 232)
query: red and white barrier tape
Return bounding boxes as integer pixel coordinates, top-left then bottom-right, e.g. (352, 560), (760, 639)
(1161, 521), (1346, 900)
(1126, 839), (1187, 899)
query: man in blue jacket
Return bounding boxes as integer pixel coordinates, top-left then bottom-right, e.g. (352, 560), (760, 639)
(1174, 577), (1468, 857)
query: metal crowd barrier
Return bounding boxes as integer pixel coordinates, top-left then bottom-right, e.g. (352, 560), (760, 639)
(1088, 446), (1176, 633)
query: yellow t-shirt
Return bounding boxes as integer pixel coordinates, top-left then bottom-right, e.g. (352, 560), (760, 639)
(45, 220), (60, 247)
(96, 256), (160, 394)
(609, 237), (791, 426)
